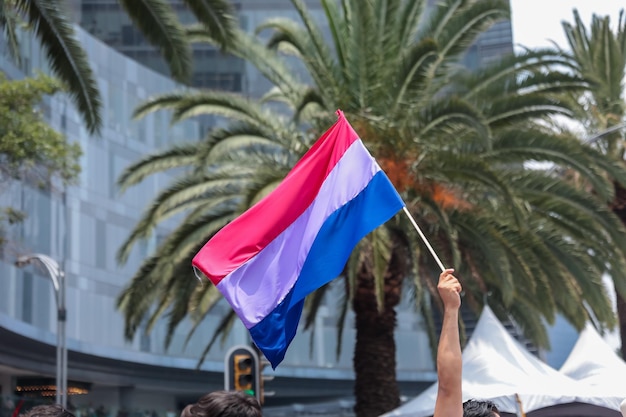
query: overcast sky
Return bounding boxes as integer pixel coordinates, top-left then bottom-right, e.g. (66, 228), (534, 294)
(510, 0), (624, 50)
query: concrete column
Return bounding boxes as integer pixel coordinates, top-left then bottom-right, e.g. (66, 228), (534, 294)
(119, 386), (135, 411)
(0, 373), (13, 396)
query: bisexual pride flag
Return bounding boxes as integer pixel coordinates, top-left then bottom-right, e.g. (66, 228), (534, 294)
(192, 110), (405, 368)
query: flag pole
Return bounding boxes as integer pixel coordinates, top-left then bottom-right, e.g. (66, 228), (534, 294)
(402, 207), (446, 272)
(515, 393), (527, 417)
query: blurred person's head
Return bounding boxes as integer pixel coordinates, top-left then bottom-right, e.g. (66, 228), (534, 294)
(184, 391), (261, 417)
(462, 399), (500, 417)
(21, 405), (76, 417)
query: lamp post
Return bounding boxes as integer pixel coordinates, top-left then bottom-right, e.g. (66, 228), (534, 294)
(15, 254), (67, 408)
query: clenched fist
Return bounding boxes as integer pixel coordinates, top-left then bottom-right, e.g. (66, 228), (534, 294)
(437, 268), (462, 310)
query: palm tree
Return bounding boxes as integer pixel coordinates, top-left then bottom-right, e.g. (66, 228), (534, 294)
(117, 1), (626, 416)
(118, 0), (237, 82)
(558, 8), (626, 358)
(0, 0), (237, 135)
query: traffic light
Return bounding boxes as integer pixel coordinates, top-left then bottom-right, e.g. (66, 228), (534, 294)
(225, 345), (260, 400)
(234, 353), (254, 392)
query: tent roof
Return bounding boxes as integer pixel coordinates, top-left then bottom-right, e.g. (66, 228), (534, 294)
(560, 322), (626, 398)
(382, 307), (622, 417)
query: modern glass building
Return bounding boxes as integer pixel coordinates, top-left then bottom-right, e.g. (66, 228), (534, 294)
(0, 1), (518, 416)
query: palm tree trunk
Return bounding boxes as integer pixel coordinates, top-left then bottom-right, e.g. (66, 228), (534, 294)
(352, 240), (406, 417)
(616, 290), (626, 359)
(611, 180), (626, 359)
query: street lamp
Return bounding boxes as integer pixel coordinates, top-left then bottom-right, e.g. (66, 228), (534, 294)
(15, 253), (67, 408)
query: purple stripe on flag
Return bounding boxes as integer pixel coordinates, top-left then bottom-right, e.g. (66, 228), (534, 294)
(215, 140), (380, 328)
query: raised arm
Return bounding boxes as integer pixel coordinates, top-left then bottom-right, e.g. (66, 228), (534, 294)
(433, 268), (463, 417)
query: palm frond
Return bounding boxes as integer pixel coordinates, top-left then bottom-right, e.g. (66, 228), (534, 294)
(116, 171), (252, 264)
(183, 283), (225, 350)
(0, 0), (20, 62)
(118, 0), (192, 83)
(436, 0), (510, 60)
(133, 91), (195, 120)
(14, 0), (102, 134)
(117, 143), (200, 192)
(181, 0), (237, 48)
(195, 310), (237, 367)
(186, 26), (304, 104)
(489, 129), (615, 200)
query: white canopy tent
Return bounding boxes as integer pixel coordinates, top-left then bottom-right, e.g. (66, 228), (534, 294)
(560, 322), (626, 399)
(382, 306), (622, 417)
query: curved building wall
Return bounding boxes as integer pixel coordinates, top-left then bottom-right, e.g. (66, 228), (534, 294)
(0, 24), (436, 413)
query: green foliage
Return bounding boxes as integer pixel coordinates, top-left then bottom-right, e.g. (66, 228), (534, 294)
(560, 8), (626, 357)
(560, 9), (626, 157)
(0, 72), (81, 184)
(0, 72), (81, 250)
(0, 206), (26, 250)
(119, 0), (238, 83)
(118, 0), (193, 83)
(2, 0), (103, 135)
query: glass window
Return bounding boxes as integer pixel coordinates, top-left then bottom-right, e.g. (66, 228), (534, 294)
(108, 82), (125, 127)
(95, 219), (107, 269)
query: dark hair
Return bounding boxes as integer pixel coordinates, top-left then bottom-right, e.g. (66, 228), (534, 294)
(188, 391), (262, 417)
(462, 399), (499, 417)
(21, 405), (76, 417)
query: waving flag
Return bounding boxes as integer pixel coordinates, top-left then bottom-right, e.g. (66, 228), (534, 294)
(192, 110), (405, 368)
